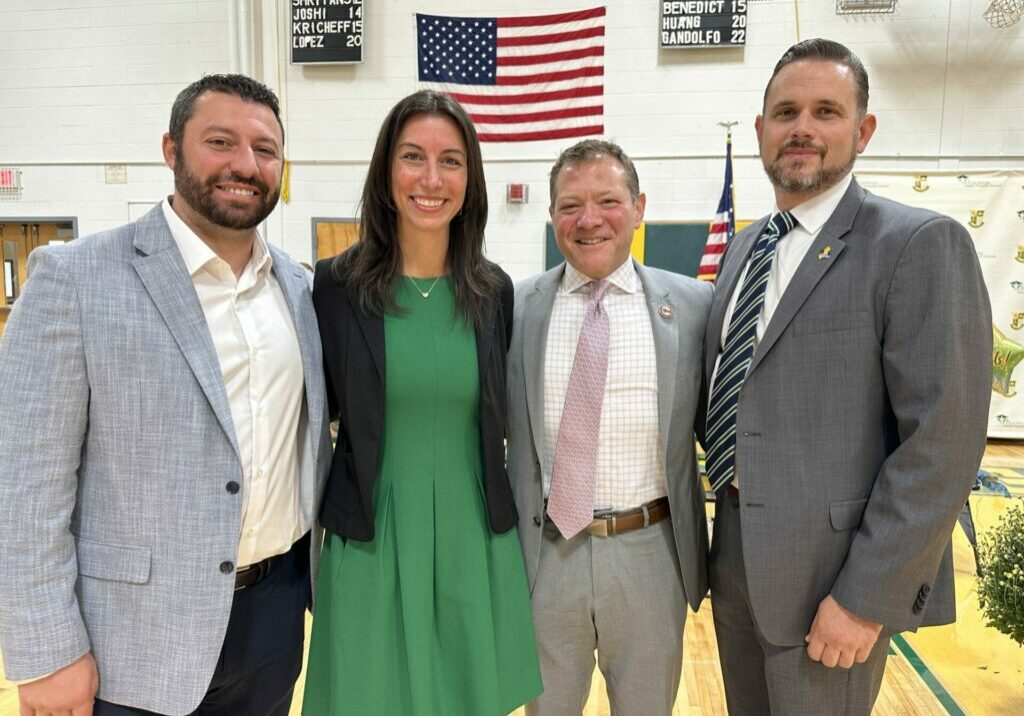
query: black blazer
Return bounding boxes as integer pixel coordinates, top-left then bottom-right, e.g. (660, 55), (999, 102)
(313, 256), (517, 541)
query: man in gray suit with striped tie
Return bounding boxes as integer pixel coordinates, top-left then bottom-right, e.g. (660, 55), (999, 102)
(701, 39), (991, 714)
(0, 75), (330, 715)
(508, 139), (713, 715)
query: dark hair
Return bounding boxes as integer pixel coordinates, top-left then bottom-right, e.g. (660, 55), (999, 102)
(549, 138), (640, 207)
(764, 38), (869, 116)
(169, 74), (285, 145)
(332, 90), (500, 329)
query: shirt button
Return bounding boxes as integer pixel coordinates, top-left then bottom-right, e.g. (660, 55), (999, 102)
(220, 561), (234, 574)
(226, 481), (240, 494)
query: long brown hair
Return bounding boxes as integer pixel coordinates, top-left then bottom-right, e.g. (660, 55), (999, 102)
(332, 90), (500, 329)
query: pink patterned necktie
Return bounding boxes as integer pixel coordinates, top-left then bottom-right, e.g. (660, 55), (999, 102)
(548, 279), (611, 539)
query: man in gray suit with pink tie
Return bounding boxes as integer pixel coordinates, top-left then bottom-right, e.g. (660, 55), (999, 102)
(701, 38), (991, 714)
(0, 75), (330, 715)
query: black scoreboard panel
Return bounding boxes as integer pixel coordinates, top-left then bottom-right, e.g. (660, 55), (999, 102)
(660, 0), (747, 48)
(291, 0), (364, 64)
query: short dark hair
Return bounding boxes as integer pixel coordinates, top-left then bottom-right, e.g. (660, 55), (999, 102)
(764, 38), (869, 116)
(549, 139), (640, 207)
(168, 74), (284, 145)
(332, 90), (500, 329)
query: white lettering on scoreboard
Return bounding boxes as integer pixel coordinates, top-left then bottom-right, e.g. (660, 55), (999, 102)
(661, 0), (746, 48)
(291, 0), (364, 64)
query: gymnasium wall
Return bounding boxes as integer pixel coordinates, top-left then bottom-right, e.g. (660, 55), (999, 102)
(0, 0), (1021, 280)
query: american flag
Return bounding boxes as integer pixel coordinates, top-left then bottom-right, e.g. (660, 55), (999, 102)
(698, 138), (736, 282)
(416, 7), (605, 142)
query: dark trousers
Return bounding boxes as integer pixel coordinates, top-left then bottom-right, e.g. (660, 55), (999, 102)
(709, 493), (889, 716)
(94, 534), (311, 716)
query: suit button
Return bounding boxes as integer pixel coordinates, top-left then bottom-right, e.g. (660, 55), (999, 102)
(533, 515), (542, 526)
(220, 561), (234, 574)
(226, 481), (240, 494)
(921, 584), (931, 595)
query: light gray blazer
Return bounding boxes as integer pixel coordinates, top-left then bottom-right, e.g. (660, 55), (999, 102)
(508, 260), (713, 611)
(0, 204), (331, 715)
(701, 179), (992, 646)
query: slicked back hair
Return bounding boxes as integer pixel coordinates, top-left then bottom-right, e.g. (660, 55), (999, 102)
(764, 38), (869, 116)
(331, 90), (500, 330)
(169, 74), (284, 145)
(549, 139), (641, 208)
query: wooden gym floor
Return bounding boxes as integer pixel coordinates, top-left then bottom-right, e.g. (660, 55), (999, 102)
(2, 442), (1023, 715)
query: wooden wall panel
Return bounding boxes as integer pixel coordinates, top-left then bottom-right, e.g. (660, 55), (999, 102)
(315, 221), (359, 261)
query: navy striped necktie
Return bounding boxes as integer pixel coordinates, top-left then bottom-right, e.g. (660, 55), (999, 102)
(705, 211), (797, 493)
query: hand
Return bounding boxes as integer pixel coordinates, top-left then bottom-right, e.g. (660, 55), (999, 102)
(18, 651), (98, 716)
(805, 595), (883, 669)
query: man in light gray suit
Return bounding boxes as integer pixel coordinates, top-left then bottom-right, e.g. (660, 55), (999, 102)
(0, 75), (330, 715)
(508, 139), (712, 715)
(701, 39), (991, 714)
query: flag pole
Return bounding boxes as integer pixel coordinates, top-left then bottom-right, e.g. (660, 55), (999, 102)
(717, 121), (738, 208)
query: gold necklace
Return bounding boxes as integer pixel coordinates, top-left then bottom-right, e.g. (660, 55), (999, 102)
(406, 274), (442, 299)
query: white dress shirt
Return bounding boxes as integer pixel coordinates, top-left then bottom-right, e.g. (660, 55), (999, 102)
(710, 172), (853, 487)
(543, 258), (667, 511)
(162, 199), (309, 567)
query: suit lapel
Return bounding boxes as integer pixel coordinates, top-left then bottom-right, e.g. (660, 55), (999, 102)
(523, 266), (562, 466)
(350, 299), (386, 381)
(475, 301), (495, 391)
(748, 180), (865, 374)
(636, 262), (678, 462)
(131, 204), (240, 459)
(270, 248), (327, 465)
(704, 218), (766, 387)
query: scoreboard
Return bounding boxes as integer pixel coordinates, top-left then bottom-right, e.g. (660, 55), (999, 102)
(291, 0), (364, 64)
(660, 0), (747, 49)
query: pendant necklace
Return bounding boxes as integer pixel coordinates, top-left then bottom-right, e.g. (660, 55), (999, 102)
(406, 275), (442, 299)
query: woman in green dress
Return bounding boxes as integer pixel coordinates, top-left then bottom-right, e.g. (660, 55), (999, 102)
(303, 91), (542, 715)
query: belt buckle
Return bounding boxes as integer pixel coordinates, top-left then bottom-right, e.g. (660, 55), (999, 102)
(588, 516), (610, 538)
(234, 565), (251, 592)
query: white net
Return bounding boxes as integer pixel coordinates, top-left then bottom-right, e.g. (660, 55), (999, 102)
(984, 0), (1024, 27)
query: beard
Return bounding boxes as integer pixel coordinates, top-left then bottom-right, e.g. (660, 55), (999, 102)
(173, 147), (280, 230)
(764, 138), (856, 196)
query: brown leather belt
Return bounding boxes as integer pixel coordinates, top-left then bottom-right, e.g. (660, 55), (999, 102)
(583, 497), (670, 537)
(234, 551), (287, 590)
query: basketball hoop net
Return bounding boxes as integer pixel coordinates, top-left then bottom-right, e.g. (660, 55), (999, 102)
(984, 0), (1023, 27)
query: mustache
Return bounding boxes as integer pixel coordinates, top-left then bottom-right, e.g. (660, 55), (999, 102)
(776, 139), (825, 159)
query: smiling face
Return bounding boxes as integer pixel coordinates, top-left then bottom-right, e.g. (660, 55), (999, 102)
(162, 90), (283, 232)
(756, 59), (876, 210)
(390, 113), (468, 243)
(550, 156), (646, 280)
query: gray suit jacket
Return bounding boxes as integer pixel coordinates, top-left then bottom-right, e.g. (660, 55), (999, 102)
(0, 204), (331, 715)
(508, 260), (713, 611)
(701, 179), (992, 646)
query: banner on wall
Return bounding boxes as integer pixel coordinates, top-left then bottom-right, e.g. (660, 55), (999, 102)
(854, 170), (1024, 439)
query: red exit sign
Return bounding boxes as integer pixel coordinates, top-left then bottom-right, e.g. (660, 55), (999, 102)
(0, 168), (20, 189)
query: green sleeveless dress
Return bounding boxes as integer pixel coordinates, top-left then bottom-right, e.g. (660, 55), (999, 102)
(302, 278), (542, 716)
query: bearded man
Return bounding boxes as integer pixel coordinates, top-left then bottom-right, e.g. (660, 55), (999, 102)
(0, 74), (330, 716)
(699, 39), (991, 715)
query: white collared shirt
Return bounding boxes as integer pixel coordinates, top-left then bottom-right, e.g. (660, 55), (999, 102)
(162, 199), (308, 567)
(710, 172), (853, 488)
(543, 258), (667, 511)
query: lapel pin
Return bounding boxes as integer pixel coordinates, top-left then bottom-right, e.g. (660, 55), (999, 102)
(817, 246), (832, 261)
(659, 304), (674, 319)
